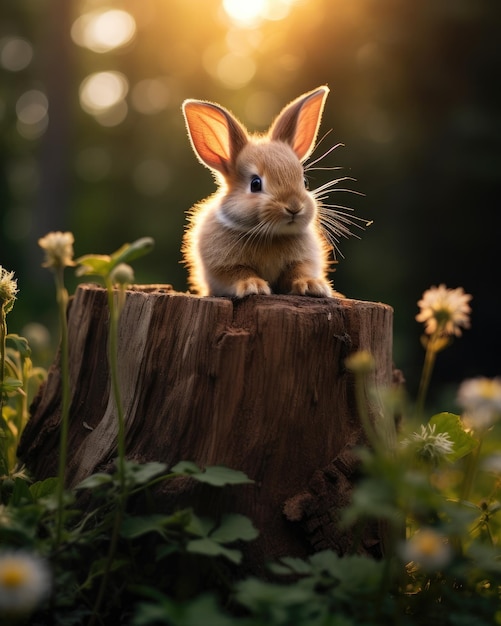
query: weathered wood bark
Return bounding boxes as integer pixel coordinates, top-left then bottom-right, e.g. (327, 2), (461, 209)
(19, 284), (394, 574)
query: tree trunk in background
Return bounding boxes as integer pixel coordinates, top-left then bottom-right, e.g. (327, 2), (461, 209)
(19, 285), (395, 575)
(30, 0), (73, 277)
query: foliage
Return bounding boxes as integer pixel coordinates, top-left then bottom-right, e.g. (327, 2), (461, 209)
(1, 239), (501, 625)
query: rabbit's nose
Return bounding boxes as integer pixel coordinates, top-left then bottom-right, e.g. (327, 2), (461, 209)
(285, 201), (302, 216)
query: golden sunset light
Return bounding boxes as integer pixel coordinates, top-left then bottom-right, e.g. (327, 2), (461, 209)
(222, 0), (300, 27)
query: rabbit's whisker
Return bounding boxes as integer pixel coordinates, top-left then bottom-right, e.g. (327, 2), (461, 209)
(318, 204), (371, 259)
(306, 139), (344, 169)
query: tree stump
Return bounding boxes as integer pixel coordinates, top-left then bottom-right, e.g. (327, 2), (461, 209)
(19, 284), (394, 575)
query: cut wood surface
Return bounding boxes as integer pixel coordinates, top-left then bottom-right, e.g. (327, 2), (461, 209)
(20, 284), (394, 574)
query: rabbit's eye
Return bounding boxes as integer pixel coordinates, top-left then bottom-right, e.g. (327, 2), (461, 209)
(250, 176), (262, 193)
(303, 176), (310, 189)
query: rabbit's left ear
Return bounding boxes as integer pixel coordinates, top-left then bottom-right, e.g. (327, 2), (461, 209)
(182, 100), (248, 176)
(269, 86), (329, 162)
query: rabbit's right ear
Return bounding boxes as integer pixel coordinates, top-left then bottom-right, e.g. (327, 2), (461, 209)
(182, 100), (248, 176)
(269, 86), (329, 162)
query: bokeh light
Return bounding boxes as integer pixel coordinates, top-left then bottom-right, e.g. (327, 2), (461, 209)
(0, 37), (33, 71)
(131, 79), (171, 115)
(71, 9), (136, 53)
(15, 90), (49, 139)
(79, 71), (129, 126)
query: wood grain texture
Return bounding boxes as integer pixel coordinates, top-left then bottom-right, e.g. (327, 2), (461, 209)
(19, 284), (394, 573)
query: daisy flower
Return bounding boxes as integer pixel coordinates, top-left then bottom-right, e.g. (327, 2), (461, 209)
(38, 231), (75, 269)
(457, 377), (501, 432)
(0, 551), (51, 616)
(416, 284), (471, 337)
(400, 528), (452, 570)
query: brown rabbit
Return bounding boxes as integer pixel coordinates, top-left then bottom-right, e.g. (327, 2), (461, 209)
(182, 86), (358, 298)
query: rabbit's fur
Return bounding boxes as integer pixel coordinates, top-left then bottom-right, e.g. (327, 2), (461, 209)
(182, 86), (344, 298)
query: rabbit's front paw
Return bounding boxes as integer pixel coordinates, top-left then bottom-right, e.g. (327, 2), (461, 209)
(234, 277), (271, 298)
(291, 278), (333, 298)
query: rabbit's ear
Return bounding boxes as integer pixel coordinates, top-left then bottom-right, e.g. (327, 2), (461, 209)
(183, 100), (248, 175)
(269, 86), (329, 162)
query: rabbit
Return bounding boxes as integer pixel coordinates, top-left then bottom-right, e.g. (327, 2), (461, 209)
(182, 85), (362, 298)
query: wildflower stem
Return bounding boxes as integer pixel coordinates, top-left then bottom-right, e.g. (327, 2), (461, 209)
(55, 266), (71, 546)
(460, 437), (483, 503)
(0, 313), (8, 475)
(106, 279), (126, 486)
(88, 280), (128, 626)
(88, 496), (125, 626)
(353, 371), (381, 454)
(0, 313), (6, 418)
(416, 339), (437, 417)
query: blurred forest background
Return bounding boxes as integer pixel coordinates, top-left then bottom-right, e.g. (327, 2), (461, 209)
(1, 0), (500, 406)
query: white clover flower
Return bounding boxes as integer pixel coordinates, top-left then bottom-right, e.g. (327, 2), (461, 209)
(401, 423), (454, 463)
(0, 266), (18, 314)
(416, 284), (472, 337)
(0, 551), (51, 616)
(400, 528), (452, 570)
(457, 377), (501, 433)
(38, 231), (75, 269)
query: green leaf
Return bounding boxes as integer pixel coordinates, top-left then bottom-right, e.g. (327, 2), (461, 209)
(198, 465), (253, 486)
(210, 514), (258, 543)
(269, 556), (312, 577)
(235, 577), (312, 613)
(29, 477), (59, 500)
(122, 509), (192, 540)
(429, 412), (477, 462)
(75, 238), (154, 280)
(171, 461), (253, 486)
(186, 513), (214, 537)
(109, 237), (155, 269)
(10, 477), (33, 505)
(0, 377), (23, 393)
(170, 460), (201, 475)
(186, 538), (242, 564)
(6, 334), (31, 358)
(75, 254), (112, 277)
(133, 592), (234, 626)
(75, 472), (114, 490)
(124, 460), (168, 486)
(120, 514), (171, 539)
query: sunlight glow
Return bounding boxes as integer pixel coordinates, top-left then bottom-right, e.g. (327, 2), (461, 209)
(71, 9), (136, 53)
(222, 0), (300, 27)
(223, 0), (267, 25)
